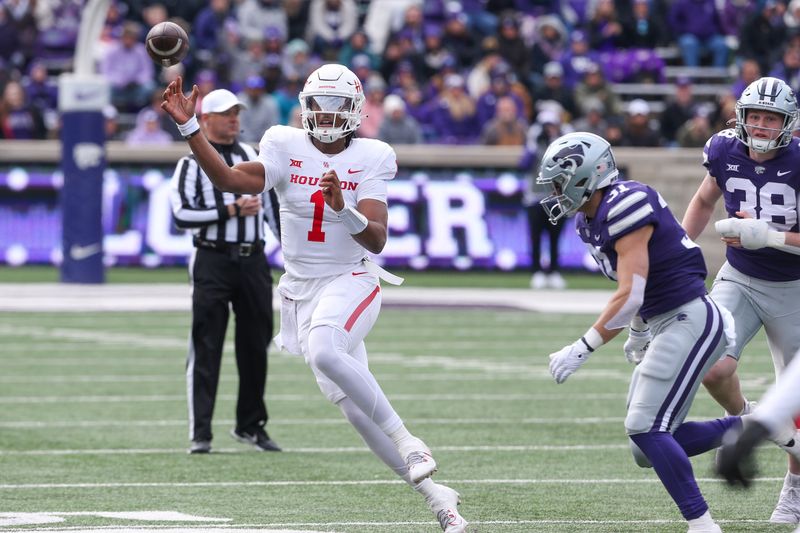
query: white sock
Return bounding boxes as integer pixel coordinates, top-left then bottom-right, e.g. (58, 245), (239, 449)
(726, 397), (752, 417)
(388, 424), (426, 458)
(414, 477), (438, 500)
(786, 472), (800, 488)
(687, 510), (715, 528)
(337, 397), (408, 479)
(740, 398), (755, 415)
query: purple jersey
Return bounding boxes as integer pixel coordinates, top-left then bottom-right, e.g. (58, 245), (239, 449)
(703, 129), (800, 281)
(575, 181), (707, 319)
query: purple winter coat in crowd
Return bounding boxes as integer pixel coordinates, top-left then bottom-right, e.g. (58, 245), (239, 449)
(668, 0), (723, 40)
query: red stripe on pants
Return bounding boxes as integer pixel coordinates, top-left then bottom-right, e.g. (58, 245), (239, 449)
(344, 285), (380, 332)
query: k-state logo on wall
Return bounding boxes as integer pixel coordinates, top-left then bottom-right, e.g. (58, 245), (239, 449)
(73, 143), (104, 170)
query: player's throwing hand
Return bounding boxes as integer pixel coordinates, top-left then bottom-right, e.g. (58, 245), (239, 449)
(161, 75), (199, 125)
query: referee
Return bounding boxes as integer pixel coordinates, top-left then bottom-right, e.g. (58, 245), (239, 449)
(169, 88), (281, 454)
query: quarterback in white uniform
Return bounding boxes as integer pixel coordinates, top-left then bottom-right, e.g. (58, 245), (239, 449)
(162, 64), (468, 533)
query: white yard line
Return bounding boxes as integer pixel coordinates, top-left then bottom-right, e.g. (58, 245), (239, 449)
(6, 529), (328, 533)
(0, 416), (627, 429)
(0, 437), (772, 455)
(0, 284), (612, 313)
(0, 519), (775, 532)
(0, 324), (188, 348)
(0, 444), (633, 456)
(0, 392), (630, 403)
(0, 477), (786, 489)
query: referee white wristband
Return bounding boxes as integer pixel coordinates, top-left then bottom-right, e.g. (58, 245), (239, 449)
(337, 205), (368, 234)
(176, 115), (200, 139)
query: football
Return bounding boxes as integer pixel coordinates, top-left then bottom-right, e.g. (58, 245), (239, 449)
(145, 21), (189, 67)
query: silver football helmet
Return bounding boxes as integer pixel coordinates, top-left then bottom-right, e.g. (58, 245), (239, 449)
(299, 64), (365, 143)
(735, 76), (798, 153)
(536, 131), (619, 224)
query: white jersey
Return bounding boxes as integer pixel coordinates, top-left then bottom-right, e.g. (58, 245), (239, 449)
(257, 125), (396, 279)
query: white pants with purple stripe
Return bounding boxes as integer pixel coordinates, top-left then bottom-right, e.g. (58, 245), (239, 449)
(625, 296), (729, 463)
(710, 261), (800, 374)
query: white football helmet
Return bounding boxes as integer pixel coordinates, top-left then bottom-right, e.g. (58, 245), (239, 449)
(536, 131), (619, 224)
(735, 76), (798, 153)
(299, 64), (365, 143)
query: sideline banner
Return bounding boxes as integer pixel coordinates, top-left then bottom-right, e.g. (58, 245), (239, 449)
(0, 166), (597, 273)
(58, 74), (109, 283)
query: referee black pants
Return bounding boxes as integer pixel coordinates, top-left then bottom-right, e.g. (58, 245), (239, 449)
(187, 247), (273, 442)
(527, 202), (565, 273)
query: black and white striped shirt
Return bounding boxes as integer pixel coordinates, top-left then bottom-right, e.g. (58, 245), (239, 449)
(169, 141), (280, 244)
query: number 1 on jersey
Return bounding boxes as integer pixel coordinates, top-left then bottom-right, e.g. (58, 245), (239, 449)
(308, 189), (326, 242)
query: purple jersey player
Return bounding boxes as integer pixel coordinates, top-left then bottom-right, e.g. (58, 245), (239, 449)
(538, 131), (800, 533)
(574, 179), (707, 319)
(683, 76), (800, 524)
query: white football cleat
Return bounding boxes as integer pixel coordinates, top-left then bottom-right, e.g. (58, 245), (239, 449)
(740, 407), (800, 460)
(530, 271), (547, 290)
(547, 271), (567, 290)
(771, 483), (800, 524)
(406, 448), (437, 483)
(426, 484), (468, 533)
(765, 413), (800, 462)
(777, 432), (800, 463)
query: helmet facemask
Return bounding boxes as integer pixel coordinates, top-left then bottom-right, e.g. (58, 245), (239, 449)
(300, 94), (362, 142)
(735, 77), (799, 153)
(539, 168), (581, 224)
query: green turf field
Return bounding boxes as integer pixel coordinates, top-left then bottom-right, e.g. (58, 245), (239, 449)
(0, 306), (792, 532)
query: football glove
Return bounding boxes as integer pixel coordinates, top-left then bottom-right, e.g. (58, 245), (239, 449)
(623, 327), (651, 365)
(715, 217), (781, 251)
(714, 217), (740, 238)
(716, 419), (770, 488)
(737, 218), (770, 250)
(548, 340), (592, 384)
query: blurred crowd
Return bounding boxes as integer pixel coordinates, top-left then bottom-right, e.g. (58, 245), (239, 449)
(1, 0), (800, 150)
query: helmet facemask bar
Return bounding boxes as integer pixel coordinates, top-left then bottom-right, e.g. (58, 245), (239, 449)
(538, 169), (580, 224)
(300, 94), (361, 143)
(735, 105), (797, 153)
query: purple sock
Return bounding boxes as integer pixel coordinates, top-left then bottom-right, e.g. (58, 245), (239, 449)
(629, 431), (707, 520)
(674, 416), (741, 456)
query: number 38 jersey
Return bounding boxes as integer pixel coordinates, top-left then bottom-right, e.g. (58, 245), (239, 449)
(575, 180), (707, 319)
(703, 129), (800, 281)
(256, 125), (396, 279)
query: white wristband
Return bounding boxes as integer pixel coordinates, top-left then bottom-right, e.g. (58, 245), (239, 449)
(767, 230), (786, 247)
(176, 115), (200, 138)
(580, 327), (604, 352)
(337, 205), (368, 234)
